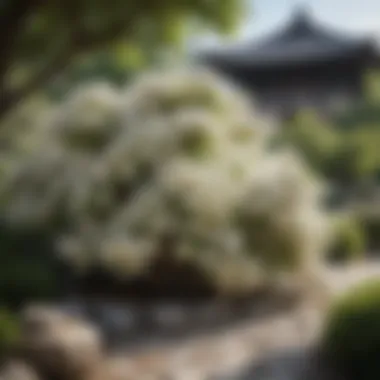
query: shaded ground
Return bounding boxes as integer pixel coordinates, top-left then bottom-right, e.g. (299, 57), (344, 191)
(57, 286), (301, 351)
(54, 261), (380, 379)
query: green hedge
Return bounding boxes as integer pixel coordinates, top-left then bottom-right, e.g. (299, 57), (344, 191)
(327, 217), (366, 264)
(322, 279), (380, 380)
(360, 216), (380, 252)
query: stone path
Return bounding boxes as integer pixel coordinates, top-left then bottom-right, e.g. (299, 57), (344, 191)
(106, 303), (322, 380)
(323, 261), (380, 295)
(102, 262), (380, 380)
(56, 262), (380, 380)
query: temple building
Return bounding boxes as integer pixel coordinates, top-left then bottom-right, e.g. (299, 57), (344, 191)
(201, 8), (380, 119)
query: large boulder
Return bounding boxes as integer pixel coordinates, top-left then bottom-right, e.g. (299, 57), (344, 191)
(18, 305), (103, 380)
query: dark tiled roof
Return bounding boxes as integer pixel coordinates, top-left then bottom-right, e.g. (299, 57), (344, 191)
(203, 10), (377, 68)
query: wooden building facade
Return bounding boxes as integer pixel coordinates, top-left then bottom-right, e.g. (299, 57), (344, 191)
(202, 9), (380, 119)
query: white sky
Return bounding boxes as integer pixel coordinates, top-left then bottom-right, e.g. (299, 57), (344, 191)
(193, 0), (380, 51)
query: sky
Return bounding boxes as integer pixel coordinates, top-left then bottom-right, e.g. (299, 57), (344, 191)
(194, 0), (380, 50)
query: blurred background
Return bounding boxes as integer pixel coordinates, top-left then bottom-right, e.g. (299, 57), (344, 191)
(1, 1), (380, 380)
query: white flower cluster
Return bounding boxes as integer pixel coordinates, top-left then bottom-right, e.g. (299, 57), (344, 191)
(0, 67), (328, 292)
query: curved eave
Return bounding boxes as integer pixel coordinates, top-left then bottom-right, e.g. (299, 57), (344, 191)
(201, 10), (379, 71)
(202, 42), (378, 70)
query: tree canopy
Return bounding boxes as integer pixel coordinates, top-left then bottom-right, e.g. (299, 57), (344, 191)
(0, 0), (247, 120)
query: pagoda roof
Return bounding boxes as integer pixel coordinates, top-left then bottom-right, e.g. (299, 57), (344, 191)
(203, 9), (378, 69)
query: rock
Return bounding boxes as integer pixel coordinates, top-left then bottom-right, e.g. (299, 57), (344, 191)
(19, 305), (104, 380)
(0, 360), (40, 380)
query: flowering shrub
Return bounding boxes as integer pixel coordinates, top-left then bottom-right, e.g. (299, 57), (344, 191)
(0, 68), (328, 294)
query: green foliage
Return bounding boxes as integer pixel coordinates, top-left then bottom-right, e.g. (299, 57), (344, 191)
(283, 108), (380, 255)
(364, 217), (380, 251)
(0, 0), (248, 119)
(328, 129), (380, 186)
(281, 110), (340, 178)
(48, 52), (135, 100)
(284, 109), (380, 191)
(334, 70), (380, 130)
(336, 103), (380, 131)
(327, 216), (365, 264)
(364, 70), (380, 105)
(322, 279), (380, 380)
(0, 308), (20, 358)
(354, 213), (380, 252)
(0, 225), (66, 308)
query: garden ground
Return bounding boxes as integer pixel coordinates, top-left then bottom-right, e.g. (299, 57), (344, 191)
(52, 260), (380, 380)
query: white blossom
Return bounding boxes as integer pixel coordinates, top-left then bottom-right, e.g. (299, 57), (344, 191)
(0, 67), (329, 292)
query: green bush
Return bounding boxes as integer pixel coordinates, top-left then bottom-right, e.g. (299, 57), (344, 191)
(0, 225), (67, 308)
(358, 215), (380, 252)
(322, 279), (380, 380)
(327, 217), (366, 264)
(281, 109), (340, 177)
(0, 308), (20, 358)
(282, 107), (380, 192)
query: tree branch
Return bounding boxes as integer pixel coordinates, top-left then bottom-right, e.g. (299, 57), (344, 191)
(75, 16), (135, 52)
(0, 44), (74, 120)
(0, 8), (137, 122)
(0, 0), (39, 89)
